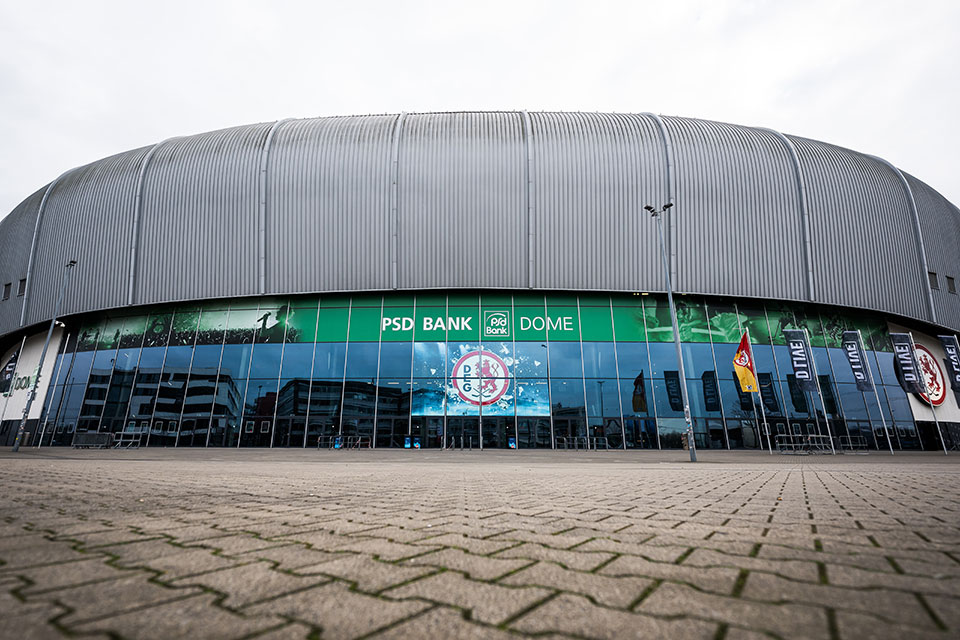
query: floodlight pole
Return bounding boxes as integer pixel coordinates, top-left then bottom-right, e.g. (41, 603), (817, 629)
(12, 260), (76, 452)
(645, 204), (696, 462)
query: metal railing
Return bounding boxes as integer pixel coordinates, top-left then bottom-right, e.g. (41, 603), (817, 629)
(442, 436), (473, 450)
(555, 436), (610, 451)
(317, 435), (371, 449)
(775, 434), (833, 455)
(838, 435), (869, 454)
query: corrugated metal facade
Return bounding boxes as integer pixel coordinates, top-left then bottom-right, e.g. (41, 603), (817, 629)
(398, 112), (527, 289)
(789, 136), (928, 320)
(25, 149), (150, 325)
(529, 112), (665, 291)
(664, 118), (806, 300)
(135, 124), (271, 305)
(0, 111), (957, 341)
(266, 115), (395, 293)
(908, 172), (960, 327)
(0, 187), (44, 331)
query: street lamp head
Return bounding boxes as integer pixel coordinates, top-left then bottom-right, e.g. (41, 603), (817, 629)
(66, 260), (77, 268)
(643, 205), (654, 212)
(663, 203), (673, 210)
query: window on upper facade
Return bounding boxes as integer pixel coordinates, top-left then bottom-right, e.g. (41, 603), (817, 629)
(17, 279), (26, 296)
(929, 272), (940, 290)
(948, 276), (957, 295)
(1, 283), (10, 301)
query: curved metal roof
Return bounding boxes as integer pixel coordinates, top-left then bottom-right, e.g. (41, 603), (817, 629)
(1, 111), (958, 337)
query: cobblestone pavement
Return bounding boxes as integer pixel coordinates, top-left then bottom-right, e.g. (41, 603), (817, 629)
(1, 449), (958, 639)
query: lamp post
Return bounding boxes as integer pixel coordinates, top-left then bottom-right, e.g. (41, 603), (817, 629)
(644, 204), (697, 463)
(12, 259), (77, 452)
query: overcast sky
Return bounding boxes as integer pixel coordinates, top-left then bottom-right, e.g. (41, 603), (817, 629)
(1, 0), (957, 218)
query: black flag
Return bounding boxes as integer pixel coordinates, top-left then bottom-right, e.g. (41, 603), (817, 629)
(0, 350), (18, 394)
(783, 329), (818, 392)
(632, 371), (648, 413)
(664, 371), (684, 412)
(889, 333), (924, 394)
(841, 331), (873, 392)
(758, 373), (780, 413)
(701, 371), (720, 412)
(937, 335), (960, 406)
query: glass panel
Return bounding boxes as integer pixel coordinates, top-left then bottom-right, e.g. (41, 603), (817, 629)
(412, 342), (446, 378)
(611, 305), (647, 342)
(515, 379), (549, 417)
(411, 378), (446, 416)
(446, 342), (481, 416)
(579, 305), (613, 341)
(513, 342), (548, 378)
(581, 342), (617, 378)
(378, 342), (412, 378)
(313, 343), (347, 380)
(317, 307), (349, 342)
(196, 310), (228, 346)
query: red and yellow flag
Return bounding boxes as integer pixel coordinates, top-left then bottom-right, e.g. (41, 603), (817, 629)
(733, 331), (758, 393)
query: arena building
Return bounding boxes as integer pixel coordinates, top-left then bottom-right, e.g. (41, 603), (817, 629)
(1, 111), (958, 451)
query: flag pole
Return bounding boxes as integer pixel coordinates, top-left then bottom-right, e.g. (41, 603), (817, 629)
(908, 334), (947, 455)
(804, 328), (836, 455)
(859, 330), (893, 455)
(746, 329), (772, 455)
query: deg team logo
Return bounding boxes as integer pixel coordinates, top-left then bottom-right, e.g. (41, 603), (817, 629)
(914, 344), (946, 407)
(451, 350), (510, 406)
(733, 350), (751, 369)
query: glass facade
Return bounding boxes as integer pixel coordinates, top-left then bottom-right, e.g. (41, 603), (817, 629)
(32, 291), (931, 450)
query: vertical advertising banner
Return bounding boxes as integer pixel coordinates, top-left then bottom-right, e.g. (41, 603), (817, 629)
(0, 349), (18, 394)
(841, 331), (873, 392)
(937, 335), (960, 406)
(758, 373), (780, 413)
(701, 371), (720, 412)
(889, 333), (924, 394)
(782, 329), (818, 392)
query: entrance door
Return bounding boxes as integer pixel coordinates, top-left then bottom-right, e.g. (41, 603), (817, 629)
(481, 417), (516, 449)
(446, 417), (479, 448)
(307, 418), (338, 448)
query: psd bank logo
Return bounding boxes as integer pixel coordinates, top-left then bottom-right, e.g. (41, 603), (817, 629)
(483, 311), (510, 339)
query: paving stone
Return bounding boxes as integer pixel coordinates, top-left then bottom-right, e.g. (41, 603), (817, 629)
(0, 537), (97, 570)
(131, 547), (241, 579)
(599, 554), (741, 594)
(638, 581), (831, 639)
(246, 580), (429, 638)
(826, 563), (960, 596)
(170, 561), (329, 608)
(296, 553), (435, 592)
(509, 592), (718, 639)
(501, 560), (654, 608)
(251, 620), (317, 639)
(71, 593), (279, 639)
(14, 557), (137, 594)
(386, 570), (552, 625)
(409, 532), (515, 555)
(415, 548), (531, 580)
(236, 542), (344, 570)
(3, 449), (960, 639)
(833, 610), (950, 640)
(742, 571), (938, 628)
(493, 542), (615, 571)
(683, 548), (820, 582)
(371, 605), (518, 639)
(40, 574), (202, 626)
(184, 534), (294, 557)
